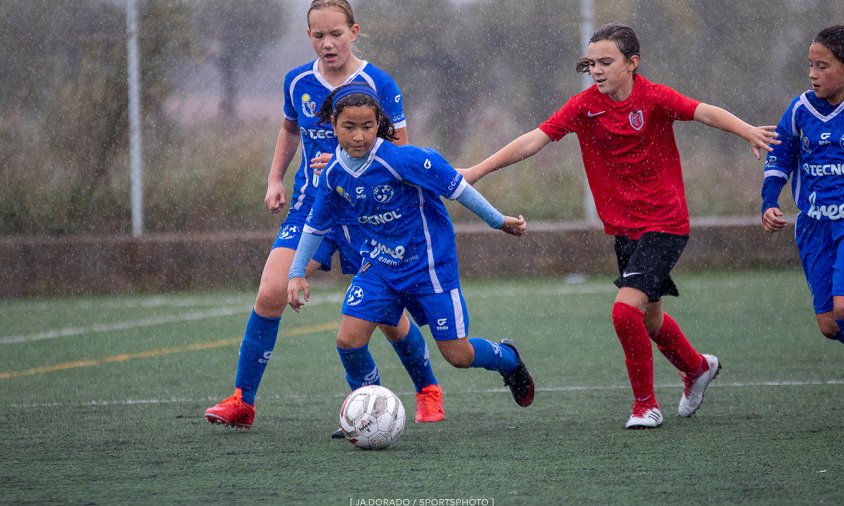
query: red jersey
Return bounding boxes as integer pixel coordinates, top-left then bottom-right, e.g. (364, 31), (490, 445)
(539, 75), (700, 239)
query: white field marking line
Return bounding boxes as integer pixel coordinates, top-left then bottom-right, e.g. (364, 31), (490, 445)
(2, 284), (606, 345)
(0, 295), (254, 312)
(0, 293), (345, 345)
(9, 378), (843, 409)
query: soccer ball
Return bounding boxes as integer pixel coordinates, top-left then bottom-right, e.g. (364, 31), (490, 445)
(339, 385), (405, 450)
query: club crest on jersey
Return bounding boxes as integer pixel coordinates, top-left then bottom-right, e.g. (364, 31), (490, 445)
(345, 285), (365, 306)
(336, 185), (353, 203)
(300, 93), (317, 118)
(278, 225), (300, 240)
(840, 133), (844, 150)
(628, 109), (644, 131)
(800, 130), (812, 154)
(373, 185), (394, 203)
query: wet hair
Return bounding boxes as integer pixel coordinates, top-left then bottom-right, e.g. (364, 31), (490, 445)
(814, 25), (844, 65)
(576, 23), (641, 74)
(307, 0), (355, 27)
(317, 84), (397, 141)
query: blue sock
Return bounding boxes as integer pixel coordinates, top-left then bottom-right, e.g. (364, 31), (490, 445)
(469, 337), (518, 375)
(835, 320), (844, 343)
(389, 322), (438, 393)
(234, 310), (280, 405)
(337, 344), (380, 390)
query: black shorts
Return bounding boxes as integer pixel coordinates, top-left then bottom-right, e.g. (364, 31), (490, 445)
(613, 232), (689, 302)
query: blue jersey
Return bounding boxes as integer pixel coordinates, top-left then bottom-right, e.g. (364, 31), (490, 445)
(282, 59), (406, 218)
(304, 139), (467, 294)
(763, 91), (844, 220)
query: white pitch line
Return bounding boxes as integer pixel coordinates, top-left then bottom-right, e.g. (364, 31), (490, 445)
(8, 379), (842, 409)
(1, 284), (612, 346)
(0, 293), (345, 345)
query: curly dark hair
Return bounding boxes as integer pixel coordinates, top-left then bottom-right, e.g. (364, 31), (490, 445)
(317, 84), (397, 141)
(814, 25), (844, 65)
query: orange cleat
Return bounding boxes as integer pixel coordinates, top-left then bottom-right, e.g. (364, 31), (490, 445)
(415, 384), (445, 423)
(204, 388), (255, 429)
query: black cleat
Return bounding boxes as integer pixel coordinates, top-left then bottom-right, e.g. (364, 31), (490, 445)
(331, 427), (345, 439)
(500, 338), (535, 407)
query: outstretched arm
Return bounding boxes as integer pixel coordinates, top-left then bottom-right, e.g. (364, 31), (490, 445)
(693, 103), (780, 160)
(455, 183), (527, 237)
(461, 128), (552, 185)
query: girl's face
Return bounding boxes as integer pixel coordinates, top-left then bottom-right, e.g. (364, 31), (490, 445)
(332, 105), (378, 158)
(809, 42), (844, 104)
(585, 39), (639, 101)
(307, 7), (359, 74)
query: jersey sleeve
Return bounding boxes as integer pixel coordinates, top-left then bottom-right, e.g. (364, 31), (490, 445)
(282, 70), (297, 123)
(400, 147), (465, 199)
(378, 77), (406, 130)
(304, 162), (344, 235)
(761, 97), (800, 211)
(539, 99), (579, 141)
(652, 84), (700, 121)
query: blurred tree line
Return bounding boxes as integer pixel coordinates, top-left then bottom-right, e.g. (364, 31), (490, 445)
(0, 0), (836, 235)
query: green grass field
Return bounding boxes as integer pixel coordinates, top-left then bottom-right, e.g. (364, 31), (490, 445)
(2, 269), (843, 505)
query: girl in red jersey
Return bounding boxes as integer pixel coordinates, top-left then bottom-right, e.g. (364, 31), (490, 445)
(462, 23), (780, 429)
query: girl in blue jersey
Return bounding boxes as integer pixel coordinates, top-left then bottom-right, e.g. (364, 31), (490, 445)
(762, 25), (844, 344)
(287, 84), (536, 408)
(205, 0), (445, 431)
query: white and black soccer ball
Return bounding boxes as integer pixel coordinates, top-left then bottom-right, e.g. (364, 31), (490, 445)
(339, 385), (405, 450)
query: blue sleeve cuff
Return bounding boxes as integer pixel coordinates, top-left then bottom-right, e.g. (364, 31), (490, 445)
(761, 176), (786, 213)
(456, 184), (505, 229)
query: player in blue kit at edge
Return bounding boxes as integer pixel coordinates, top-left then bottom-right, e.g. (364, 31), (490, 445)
(287, 83), (536, 409)
(762, 25), (844, 344)
(205, 0), (446, 433)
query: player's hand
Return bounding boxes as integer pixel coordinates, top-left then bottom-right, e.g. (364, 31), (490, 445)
(287, 277), (310, 313)
(458, 167), (481, 185)
(501, 215), (527, 237)
(762, 207), (787, 233)
(747, 126), (780, 160)
(309, 152), (332, 175)
(265, 179), (287, 214)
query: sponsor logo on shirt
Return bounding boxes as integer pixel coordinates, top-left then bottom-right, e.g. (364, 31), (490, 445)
(424, 159), (432, 169)
(820, 132), (832, 146)
(802, 163), (844, 176)
(368, 239), (406, 260)
(299, 127), (335, 140)
(628, 109), (644, 131)
(807, 191), (844, 220)
(355, 187), (366, 199)
(359, 210), (403, 225)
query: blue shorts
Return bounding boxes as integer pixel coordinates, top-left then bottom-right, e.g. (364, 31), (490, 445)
(341, 264), (469, 341)
(271, 210), (363, 275)
(795, 213), (844, 314)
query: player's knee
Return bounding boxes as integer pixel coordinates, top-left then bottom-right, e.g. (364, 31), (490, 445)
(443, 354), (472, 368)
(254, 284), (286, 316)
(817, 319), (839, 339)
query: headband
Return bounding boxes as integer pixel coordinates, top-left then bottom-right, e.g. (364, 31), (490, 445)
(331, 83), (380, 111)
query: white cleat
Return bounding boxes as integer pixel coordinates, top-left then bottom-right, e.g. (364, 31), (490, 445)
(678, 354), (721, 417)
(625, 406), (664, 429)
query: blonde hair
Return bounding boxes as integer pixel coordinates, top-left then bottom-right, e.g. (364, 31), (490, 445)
(307, 0), (355, 27)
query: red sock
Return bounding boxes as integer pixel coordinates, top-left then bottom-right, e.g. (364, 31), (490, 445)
(649, 313), (705, 377)
(611, 302), (656, 407)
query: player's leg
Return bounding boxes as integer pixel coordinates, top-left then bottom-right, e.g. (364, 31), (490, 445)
(336, 315), (380, 389)
(328, 225), (443, 402)
(796, 213), (842, 342)
(414, 288), (534, 407)
(205, 246), (294, 429)
(379, 316), (445, 423)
